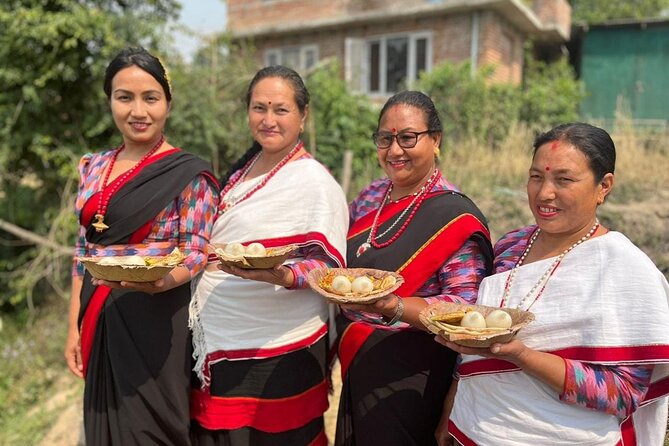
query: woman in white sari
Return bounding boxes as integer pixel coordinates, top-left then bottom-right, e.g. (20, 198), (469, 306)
(437, 123), (669, 446)
(189, 66), (348, 446)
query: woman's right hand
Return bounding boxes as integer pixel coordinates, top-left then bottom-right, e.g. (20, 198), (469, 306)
(64, 328), (83, 378)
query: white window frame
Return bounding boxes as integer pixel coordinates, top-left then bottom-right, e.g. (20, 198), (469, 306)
(361, 31), (433, 96)
(264, 44), (319, 72)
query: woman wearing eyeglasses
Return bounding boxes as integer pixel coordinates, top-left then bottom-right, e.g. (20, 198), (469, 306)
(333, 91), (493, 446)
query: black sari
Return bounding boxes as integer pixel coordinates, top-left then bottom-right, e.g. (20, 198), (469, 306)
(77, 150), (217, 446)
(335, 190), (493, 446)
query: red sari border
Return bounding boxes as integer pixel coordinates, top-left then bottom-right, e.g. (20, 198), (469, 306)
(207, 232), (345, 268)
(395, 214), (489, 296)
(459, 344), (669, 378)
(201, 325), (327, 385)
(80, 285), (111, 377)
(191, 379), (329, 433)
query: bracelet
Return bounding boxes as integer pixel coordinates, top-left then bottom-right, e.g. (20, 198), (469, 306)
(382, 295), (404, 326)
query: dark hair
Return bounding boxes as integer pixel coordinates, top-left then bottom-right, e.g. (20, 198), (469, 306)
(533, 122), (616, 182)
(245, 65), (310, 114)
(377, 90), (442, 144)
(221, 66), (310, 185)
(103, 47), (172, 101)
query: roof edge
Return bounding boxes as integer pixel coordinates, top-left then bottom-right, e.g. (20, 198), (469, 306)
(230, 0), (567, 42)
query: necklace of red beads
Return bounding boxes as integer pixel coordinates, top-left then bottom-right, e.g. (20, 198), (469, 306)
(356, 168), (441, 257)
(92, 135), (165, 232)
(219, 141), (303, 214)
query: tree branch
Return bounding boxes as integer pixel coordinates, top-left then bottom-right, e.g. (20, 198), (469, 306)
(0, 218), (71, 256)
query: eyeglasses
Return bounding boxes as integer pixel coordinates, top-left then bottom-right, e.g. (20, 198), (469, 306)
(372, 130), (433, 149)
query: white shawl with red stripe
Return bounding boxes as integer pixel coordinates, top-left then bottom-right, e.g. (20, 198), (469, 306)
(190, 157), (348, 387)
(450, 232), (669, 446)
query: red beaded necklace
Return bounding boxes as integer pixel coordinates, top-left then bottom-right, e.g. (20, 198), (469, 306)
(356, 168), (441, 257)
(219, 141), (303, 214)
(92, 135), (165, 232)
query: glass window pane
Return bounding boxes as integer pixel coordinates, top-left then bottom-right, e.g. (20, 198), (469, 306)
(369, 41), (380, 93)
(304, 48), (316, 69)
(281, 47), (300, 70)
(386, 37), (408, 93)
(416, 38), (427, 75)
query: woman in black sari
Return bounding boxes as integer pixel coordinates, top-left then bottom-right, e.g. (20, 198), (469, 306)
(64, 47), (219, 445)
(334, 91), (493, 446)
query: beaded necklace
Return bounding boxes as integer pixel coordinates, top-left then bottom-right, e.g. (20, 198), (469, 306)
(219, 141), (303, 214)
(356, 168), (441, 257)
(499, 219), (600, 310)
(92, 135), (164, 232)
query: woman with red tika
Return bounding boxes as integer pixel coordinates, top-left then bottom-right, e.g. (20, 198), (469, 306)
(439, 123), (669, 446)
(333, 91), (494, 446)
(189, 66), (348, 445)
(64, 47), (220, 445)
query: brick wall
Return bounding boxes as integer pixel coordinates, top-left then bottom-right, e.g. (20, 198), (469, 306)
(250, 13), (474, 73)
(228, 0), (442, 33)
(227, 0), (348, 33)
(478, 11), (524, 84)
(250, 10), (527, 86)
(531, 0), (572, 38)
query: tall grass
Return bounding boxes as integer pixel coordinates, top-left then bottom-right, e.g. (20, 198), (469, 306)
(439, 123), (669, 273)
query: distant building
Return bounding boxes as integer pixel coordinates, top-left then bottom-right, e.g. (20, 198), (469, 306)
(570, 18), (669, 126)
(226, 0), (571, 96)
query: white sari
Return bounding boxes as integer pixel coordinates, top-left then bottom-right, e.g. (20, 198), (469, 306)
(450, 232), (669, 445)
(190, 157), (348, 387)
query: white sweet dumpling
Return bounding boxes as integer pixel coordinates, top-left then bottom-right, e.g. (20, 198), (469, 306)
(98, 255), (145, 266)
(331, 275), (352, 294)
(124, 255), (147, 266)
(485, 309), (513, 329)
(351, 276), (374, 294)
(245, 242), (267, 257)
(224, 242), (246, 257)
(460, 311), (487, 329)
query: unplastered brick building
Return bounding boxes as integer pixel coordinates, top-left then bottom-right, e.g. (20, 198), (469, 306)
(227, 0), (571, 96)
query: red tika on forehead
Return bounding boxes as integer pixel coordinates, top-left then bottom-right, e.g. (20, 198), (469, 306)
(392, 128), (396, 133)
(545, 166), (550, 171)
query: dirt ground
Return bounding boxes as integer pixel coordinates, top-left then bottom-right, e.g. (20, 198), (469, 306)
(39, 361), (342, 446)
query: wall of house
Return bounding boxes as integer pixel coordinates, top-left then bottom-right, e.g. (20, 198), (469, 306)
(227, 0), (349, 32)
(478, 11), (524, 84)
(248, 10), (525, 86)
(531, 0), (571, 39)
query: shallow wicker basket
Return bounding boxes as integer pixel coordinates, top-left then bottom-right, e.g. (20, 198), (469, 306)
(419, 301), (535, 347)
(307, 267), (404, 304)
(211, 244), (296, 270)
(78, 258), (175, 283)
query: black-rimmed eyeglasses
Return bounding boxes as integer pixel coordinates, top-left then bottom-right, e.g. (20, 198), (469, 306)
(372, 130), (433, 149)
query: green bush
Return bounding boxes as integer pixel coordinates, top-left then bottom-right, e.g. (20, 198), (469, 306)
(521, 57), (582, 130)
(416, 56), (582, 146)
(305, 62), (379, 192)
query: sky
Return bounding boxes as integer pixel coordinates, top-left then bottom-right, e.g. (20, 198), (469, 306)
(171, 0), (228, 61)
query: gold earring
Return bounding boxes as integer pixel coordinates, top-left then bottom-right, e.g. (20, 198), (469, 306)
(434, 147), (440, 157)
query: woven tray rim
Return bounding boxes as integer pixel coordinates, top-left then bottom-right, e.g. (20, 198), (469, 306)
(211, 244), (296, 270)
(78, 257), (175, 282)
(419, 301), (535, 347)
(307, 267), (404, 304)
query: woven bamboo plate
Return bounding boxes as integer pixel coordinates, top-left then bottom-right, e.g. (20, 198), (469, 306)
(211, 244), (296, 270)
(420, 301), (534, 347)
(78, 257), (176, 282)
(307, 267), (404, 304)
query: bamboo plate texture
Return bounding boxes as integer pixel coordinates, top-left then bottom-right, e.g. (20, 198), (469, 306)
(420, 301), (534, 347)
(307, 267), (404, 304)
